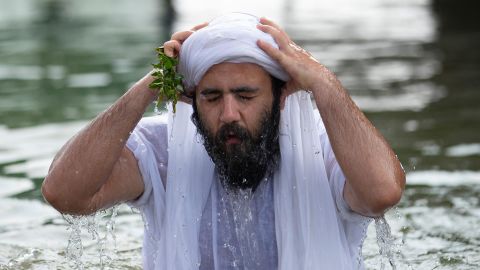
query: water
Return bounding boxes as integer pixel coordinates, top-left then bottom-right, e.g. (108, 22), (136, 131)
(1, 0), (480, 269)
(374, 217), (401, 270)
(63, 207), (119, 270)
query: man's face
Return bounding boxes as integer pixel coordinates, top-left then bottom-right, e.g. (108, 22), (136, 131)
(192, 62), (281, 191)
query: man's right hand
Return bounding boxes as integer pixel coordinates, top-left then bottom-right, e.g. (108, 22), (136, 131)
(164, 22), (208, 105)
(163, 22), (208, 57)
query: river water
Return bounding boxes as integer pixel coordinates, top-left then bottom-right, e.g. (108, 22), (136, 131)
(0, 0), (479, 269)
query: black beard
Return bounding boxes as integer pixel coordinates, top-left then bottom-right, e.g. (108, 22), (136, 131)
(191, 99), (281, 192)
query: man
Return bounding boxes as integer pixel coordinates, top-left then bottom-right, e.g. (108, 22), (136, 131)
(42, 13), (405, 269)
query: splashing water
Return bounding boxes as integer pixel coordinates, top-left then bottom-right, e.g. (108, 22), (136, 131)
(374, 216), (401, 270)
(63, 207), (119, 270)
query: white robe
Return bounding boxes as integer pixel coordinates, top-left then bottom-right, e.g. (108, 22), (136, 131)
(127, 92), (371, 270)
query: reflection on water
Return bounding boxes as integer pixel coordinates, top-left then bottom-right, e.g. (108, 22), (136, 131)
(0, 0), (479, 269)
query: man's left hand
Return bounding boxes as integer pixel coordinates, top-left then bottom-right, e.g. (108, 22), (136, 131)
(256, 17), (333, 99)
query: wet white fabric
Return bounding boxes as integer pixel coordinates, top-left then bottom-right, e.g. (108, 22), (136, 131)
(127, 96), (371, 270)
(178, 12), (290, 91)
(275, 92), (352, 269)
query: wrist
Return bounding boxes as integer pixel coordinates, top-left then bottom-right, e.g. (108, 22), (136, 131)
(310, 68), (344, 106)
(140, 72), (159, 100)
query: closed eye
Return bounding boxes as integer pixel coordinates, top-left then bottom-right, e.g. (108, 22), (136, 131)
(238, 95), (254, 101)
(206, 95), (221, 102)
(200, 88), (222, 102)
(232, 86), (258, 101)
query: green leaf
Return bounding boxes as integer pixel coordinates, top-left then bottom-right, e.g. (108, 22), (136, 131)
(149, 46), (184, 112)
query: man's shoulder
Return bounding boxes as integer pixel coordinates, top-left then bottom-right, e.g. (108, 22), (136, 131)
(136, 115), (168, 134)
(130, 115), (169, 149)
(138, 114), (168, 128)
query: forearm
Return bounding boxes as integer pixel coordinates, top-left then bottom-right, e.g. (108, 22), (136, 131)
(255, 18), (405, 215)
(42, 73), (155, 211)
(311, 66), (405, 216)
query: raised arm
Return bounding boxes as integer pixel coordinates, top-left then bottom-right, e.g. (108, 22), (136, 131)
(42, 73), (155, 215)
(257, 18), (405, 217)
(42, 23), (208, 216)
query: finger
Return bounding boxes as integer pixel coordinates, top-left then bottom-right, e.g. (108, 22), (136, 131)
(163, 40), (181, 57)
(170, 22), (208, 44)
(171, 30), (195, 44)
(257, 39), (287, 65)
(190, 21), (209, 31)
(256, 24), (291, 51)
(259, 17), (283, 31)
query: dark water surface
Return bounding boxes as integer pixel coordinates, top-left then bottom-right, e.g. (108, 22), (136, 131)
(1, 0), (479, 269)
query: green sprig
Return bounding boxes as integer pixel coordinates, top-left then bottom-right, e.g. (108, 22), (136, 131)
(149, 46), (184, 113)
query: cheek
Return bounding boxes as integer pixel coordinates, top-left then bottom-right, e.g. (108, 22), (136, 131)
(197, 105), (218, 134)
(246, 108), (269, 136)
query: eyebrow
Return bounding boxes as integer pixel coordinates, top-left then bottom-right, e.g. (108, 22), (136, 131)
(231, 86), (259, 94)
(199, 88), (222, 96)
(199, 86), (259, 96)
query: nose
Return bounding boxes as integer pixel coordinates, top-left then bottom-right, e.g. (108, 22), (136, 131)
(219, 95), (241, 124)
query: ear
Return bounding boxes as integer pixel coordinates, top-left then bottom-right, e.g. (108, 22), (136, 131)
(179, 93), (193, 105)
(179, 87), (195, 105)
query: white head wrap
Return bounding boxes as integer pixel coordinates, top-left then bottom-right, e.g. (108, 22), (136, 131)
(156, 12), (358, 270)
(178, 12), (290, 91)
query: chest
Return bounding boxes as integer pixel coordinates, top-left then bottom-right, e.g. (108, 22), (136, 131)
(198, 178), (278, 269)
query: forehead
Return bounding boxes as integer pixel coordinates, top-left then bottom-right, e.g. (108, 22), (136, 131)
(196, 62), (271, 90)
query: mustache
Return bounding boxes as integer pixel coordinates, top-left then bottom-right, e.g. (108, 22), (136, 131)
(216, 123), (250, 143)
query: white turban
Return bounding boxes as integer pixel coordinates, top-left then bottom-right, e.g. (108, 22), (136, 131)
(178, 12), (290, 91)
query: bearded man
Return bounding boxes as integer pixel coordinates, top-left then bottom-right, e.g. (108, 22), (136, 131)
(42, 13), (405, 270)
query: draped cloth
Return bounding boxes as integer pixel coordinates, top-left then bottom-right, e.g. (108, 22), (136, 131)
(158, 13), (355, 269)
